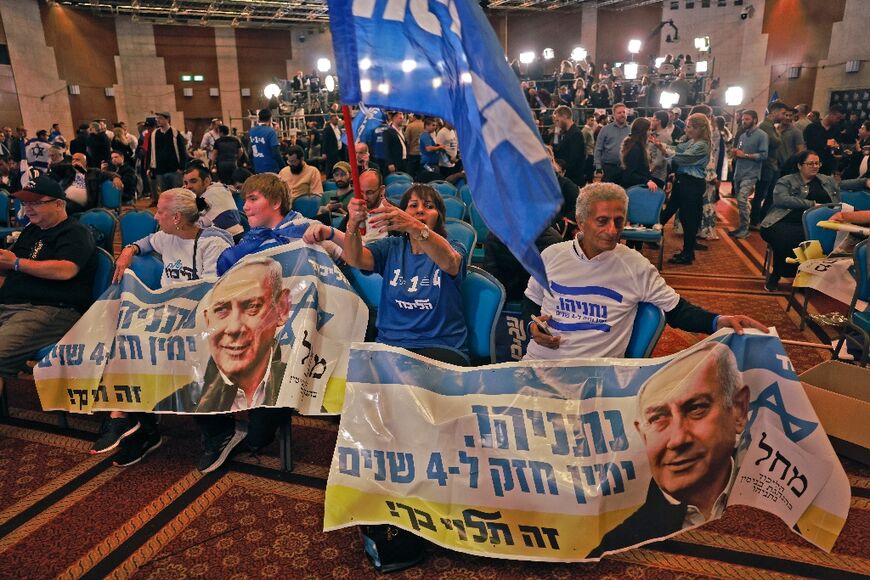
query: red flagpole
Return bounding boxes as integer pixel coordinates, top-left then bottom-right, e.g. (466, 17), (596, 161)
(341, 104), (366, 235)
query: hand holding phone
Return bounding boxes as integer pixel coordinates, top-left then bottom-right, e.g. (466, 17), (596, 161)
(531, 315), (552, 336)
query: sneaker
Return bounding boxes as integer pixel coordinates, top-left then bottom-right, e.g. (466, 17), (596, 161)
(695, 243), (709, 251)
(91, 416), (140, 454)
(764, 275), (780, 293)
(112, 431), (162, 467)
(728, 229), (750, 239)
(198, 429), (245, 474)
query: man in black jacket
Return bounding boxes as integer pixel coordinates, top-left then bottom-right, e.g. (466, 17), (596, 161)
(588, 341), (749, 557)
(383, 111), (407, 174)
(108, 149), (139, 203)
(553, 106), (586, 187)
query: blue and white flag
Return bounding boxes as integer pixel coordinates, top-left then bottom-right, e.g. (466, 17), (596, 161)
(765, 90), (780, 115)
(327, 0), (562, 285)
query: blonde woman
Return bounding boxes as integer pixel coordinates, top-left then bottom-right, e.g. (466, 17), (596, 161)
(657, 113), (712, 265)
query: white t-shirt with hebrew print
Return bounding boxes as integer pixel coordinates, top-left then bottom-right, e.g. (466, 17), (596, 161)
(524, 239), (680, 360)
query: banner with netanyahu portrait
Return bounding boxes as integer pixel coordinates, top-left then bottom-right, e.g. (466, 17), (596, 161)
(34, 242), (368, 416)
(324, 331), (850, 561)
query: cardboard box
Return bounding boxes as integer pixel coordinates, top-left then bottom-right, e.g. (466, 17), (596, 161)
(800, 360), (870, 465)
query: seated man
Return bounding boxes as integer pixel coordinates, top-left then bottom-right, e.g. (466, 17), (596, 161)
(0, 177), (96, 401)
(182, 162), (244, 242)
(277, 145), (323, 201)
(588, 341), (749, 557)
(524, 182), (766, 360)
(317, 161), (353, 225)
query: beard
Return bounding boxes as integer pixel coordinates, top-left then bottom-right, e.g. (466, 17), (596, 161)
(289, 163), (304, 175)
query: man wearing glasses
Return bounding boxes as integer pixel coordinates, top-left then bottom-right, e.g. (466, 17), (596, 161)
(338, 168), (388, 243)
(0, 177), (96, 401)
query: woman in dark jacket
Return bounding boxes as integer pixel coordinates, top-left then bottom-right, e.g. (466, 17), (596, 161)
(760, 150), (841, 292)
(619, 117), (664, 191)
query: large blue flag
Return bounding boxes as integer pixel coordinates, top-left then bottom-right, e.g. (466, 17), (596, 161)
(327, 0), (562, 286)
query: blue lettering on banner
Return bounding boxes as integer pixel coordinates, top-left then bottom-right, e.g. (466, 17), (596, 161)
(164, 260), (197, 282)
(117, 300), (197, 333)
(549, 282), (624, 302)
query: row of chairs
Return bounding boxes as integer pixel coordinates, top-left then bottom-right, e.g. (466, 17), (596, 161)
(74, 208), (158, 254)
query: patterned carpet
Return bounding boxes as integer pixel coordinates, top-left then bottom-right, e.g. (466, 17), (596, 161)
(0, 195), (866, 578)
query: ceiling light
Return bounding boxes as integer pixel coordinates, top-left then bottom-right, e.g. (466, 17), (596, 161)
(519, 51), (535, 64)
(724, 86), (744, 106)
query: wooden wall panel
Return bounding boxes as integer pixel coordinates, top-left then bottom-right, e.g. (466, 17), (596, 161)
(39, 4), (118, 127)
(234, 28), (293, 114)
(763, 0), (846, 106)
(0, 14), (22, 128)
(596, 5), (662, 70)
(496, 10), (583, 69)
(153, 24), (222, 138)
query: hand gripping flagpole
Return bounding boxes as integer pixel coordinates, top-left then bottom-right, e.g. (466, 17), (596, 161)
(341, 104), (365, 234)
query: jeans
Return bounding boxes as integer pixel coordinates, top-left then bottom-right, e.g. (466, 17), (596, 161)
(752, 166), (779, 224)
(0, 304), (81, 376)
(661, 174), (705, 258)
(733, 178), (757, 232)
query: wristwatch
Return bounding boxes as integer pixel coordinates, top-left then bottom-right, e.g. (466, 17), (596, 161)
(414, 225), (430, 241)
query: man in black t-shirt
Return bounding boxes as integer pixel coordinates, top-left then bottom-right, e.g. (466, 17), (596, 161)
(211, 125), (242, 185)
(0, 176), (96, 387)
(803, 105), (845, 175)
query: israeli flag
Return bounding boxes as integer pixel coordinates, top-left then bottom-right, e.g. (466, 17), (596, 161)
(327, 0), (562, 286)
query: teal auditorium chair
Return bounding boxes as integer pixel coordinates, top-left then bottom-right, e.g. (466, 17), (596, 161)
(467, 202), (488, 264)
(100, 181), (122, 213)
(120, 210), (157, 247)
(462, 266), (505, 365)
(232, 191), (245, 214)
(0, 190), (22, 245)
(788, 204), (841, 329)
(621, 185), (665, 270)
(833, 239), (870, 367)
(78, 208), (118, 253)
(625, 302), (666, 358)
(458, 184), (473, 209)
(840, 189), (870, 211)
(443, 196), (466, 220)
(429, 180), (458, 199)
(343, 266), (382, 310)
(130, 254), (165, 290)
(385, 172), (412, 186)
(444, 218), (477, 257)
(386, 181), (411, 204)
(323, 179), (338, 192)
(292, 194), (321, 219)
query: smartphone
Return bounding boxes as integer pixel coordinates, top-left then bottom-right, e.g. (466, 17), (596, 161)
(531, 315), (553, 336)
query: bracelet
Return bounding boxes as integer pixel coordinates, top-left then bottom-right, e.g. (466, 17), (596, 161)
(13, 257), (20, 272)
(326, 226), (335, 241)
(124, 243), (140, 255)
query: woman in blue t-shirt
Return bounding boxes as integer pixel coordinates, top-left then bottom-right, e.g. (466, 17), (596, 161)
(343, 183), (469, 366)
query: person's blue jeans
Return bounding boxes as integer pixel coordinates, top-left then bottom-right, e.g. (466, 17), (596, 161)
(734, 178), (757, 233)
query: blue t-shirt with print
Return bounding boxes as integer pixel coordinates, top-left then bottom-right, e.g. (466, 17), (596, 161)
(367, 235), (468, 353)
(248, 124), (280, 173)
(419, 132), (439, 168)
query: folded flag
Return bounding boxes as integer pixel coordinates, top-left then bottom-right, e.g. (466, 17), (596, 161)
(327, 0), (562, 286)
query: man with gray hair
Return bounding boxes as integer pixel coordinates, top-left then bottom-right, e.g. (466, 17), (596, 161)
(154, 256), (291, 472)
(588, 341), (749, 556)
(524, 183), (766, 361)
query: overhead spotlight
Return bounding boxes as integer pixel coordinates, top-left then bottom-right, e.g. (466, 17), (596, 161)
(324, 75), (335, 92)
(542, 48), (555, 60)
(360, 79), (372, 93)
(377, 82), (390, 95)
(624, 62), (639, 80)
(519, 51), (535, 65)
(401, 59), (417, 73)
(263, 83), (281, 99)
(571, 47), (587, 61)
(659, 91), (679, 109)
(724, 86), (744, 106)
(359, 58), (372, 71)
(627, 39), (642, 54)
(655, 56), (666, 68)
(740, 5), (755, 20)
(317, 58), (331, 72)
(696, 60), (709, 73)
(694, 36), (710, 51)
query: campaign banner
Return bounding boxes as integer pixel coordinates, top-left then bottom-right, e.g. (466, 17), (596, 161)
(34, 242), (368, 416)
(324, 331), (850, 561)
(794, 257), (866, 310)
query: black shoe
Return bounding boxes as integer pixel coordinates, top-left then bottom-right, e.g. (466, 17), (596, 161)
(112, 431), (162, 467)
(362, 525), (426, 573)
(695, 243), (709, 251)
(198, 430), (245, 473)
(91, 416), (140, 454)
(669, 254), (693, 265)
(764, 275), (780, 292)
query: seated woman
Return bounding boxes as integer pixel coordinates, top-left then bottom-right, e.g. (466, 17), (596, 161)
(760, 150), (840, 292)
(96, 188), (234, 468)
(307, 183), (468, 572)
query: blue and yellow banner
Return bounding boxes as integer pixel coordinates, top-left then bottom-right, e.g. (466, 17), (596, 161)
(325, 332), (849, 561)
(34, 242), (368, 415)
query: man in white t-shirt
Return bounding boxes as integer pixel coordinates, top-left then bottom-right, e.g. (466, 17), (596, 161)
(183, 164), (245, 241)
(524, 183), (766, 361)
(435, 120), (460, 177)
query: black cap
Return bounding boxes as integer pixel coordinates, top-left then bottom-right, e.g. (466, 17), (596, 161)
(13, 175), (66, 202)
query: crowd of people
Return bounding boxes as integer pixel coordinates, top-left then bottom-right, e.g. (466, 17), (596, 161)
(0, 69), (868, 569)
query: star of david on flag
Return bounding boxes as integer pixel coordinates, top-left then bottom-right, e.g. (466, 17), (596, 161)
(327, 0), (562, 286)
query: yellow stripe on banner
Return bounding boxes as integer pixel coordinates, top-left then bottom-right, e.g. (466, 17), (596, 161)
(795, 504), (847, 552)
(324, 484), (639, 561)
(322, 376), (347, 414)
(36, 374), (197, 412)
